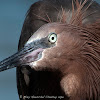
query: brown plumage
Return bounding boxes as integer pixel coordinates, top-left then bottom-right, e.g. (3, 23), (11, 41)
(0, 0), (100, 100)
(17, 0), (100, 99)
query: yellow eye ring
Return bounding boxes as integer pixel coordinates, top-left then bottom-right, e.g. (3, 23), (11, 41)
(48, 33), (57, 43)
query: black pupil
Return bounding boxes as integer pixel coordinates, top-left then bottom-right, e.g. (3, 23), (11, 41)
(52, 37), (54, 40)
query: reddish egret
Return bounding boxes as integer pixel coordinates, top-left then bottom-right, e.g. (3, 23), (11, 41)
(0, 0), (100, 100)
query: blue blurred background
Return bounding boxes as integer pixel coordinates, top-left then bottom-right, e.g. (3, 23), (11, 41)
(0, 0), (100, 100)
(0, 0), (38, 100)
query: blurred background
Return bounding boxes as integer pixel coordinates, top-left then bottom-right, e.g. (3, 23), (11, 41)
(0, 0), (100, 100)
(0, 0), (38, 100)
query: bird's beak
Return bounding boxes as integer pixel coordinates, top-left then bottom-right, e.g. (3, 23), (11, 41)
(0, 37), (48, 72)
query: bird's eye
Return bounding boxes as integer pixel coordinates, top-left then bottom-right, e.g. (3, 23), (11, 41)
(48, 33), (57, 43)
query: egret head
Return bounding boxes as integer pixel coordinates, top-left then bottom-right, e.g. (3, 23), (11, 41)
(24, 22), (85, 72)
